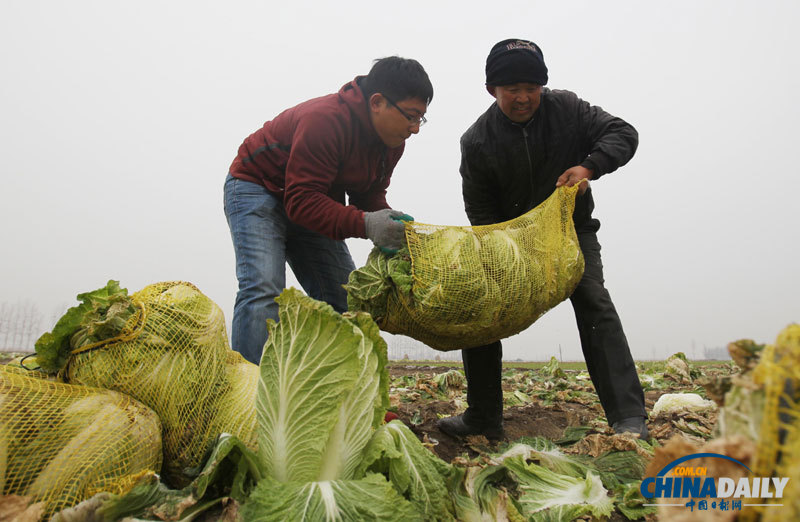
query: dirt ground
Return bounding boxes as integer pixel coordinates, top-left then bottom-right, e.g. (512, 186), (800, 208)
(387, 363), (718, 464)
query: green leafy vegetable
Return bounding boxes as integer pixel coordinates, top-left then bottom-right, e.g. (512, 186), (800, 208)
(651, 392), (717, 416)
(495, 438), (593, 479)
(433, 369), (466, 392)
(541, 357), (566, 379)
(448, 465), (524, 522)
(35, 280), (136, 372)
(255, 288), (389, 483)
(358, 420), (455, 521)
(242, 474), (423, 522)
(503, 455), (614, 521)
(614, 481), (658, 520)
(52, 434), (261, 521)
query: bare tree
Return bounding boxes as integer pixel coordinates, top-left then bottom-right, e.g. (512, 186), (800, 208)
(0, 301), (44, 352)
(387, 334), (461, 362)
(0, 302), (11, 348)
(48, 302), (71, 331)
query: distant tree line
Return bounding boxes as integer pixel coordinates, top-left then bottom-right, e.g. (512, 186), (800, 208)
(0, 301), (66, 352)
(0, 301), (45, 352)
(702, 346), (731, 361)
(386, 334), (461, 362)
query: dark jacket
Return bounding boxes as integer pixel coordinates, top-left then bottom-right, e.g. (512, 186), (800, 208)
(229, 77), (402, 240)
(459, 88), (638, 231)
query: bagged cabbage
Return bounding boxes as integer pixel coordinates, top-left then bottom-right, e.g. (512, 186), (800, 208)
(346, 185), (584, 350)
(34, 280), (257, 487)
(0, 366), (162, 517)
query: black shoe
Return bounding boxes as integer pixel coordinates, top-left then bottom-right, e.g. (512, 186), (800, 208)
(437, 415), (504, 440)
(612, 416), (650, 440)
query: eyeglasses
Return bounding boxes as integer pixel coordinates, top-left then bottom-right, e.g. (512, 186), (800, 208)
(383, 94), (427, 127)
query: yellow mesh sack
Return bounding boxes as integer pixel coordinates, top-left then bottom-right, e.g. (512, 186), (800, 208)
(0, 365), (162, 517)
(3, 355), (60, 382)
(61, 281), (258, 487)
(347, 185), (584, 351)
(741, 323), (800, 521)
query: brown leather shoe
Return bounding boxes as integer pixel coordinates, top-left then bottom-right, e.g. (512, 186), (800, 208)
(437, 415), (504, 440)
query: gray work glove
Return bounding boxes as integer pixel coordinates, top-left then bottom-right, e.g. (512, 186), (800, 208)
(364, 209), (413, 254)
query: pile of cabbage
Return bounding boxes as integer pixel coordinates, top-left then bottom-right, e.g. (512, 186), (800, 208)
(7, 286), (654, 521)
(32, 280), (257, 487)
(27, 289), (648, 521)
(0, 366), (163, 518)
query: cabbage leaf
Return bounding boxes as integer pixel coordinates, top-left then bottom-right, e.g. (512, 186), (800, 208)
(34, 280), (136, 372)
(242, 474), (422, 522)
(503, 455), (614, 521)
(358, 420), (455, 521)
(256, 288), (389, 483)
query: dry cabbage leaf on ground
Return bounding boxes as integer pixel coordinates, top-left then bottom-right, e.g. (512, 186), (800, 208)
(346, 185), (584, 351)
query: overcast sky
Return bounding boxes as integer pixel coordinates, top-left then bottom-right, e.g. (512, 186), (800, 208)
(2, 0), (797, 361)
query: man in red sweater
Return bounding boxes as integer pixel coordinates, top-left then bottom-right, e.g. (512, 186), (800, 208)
(225, 57), (433, 364)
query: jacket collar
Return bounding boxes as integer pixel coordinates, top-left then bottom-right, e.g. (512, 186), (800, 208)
(338, 76), (383, 144)
(490, 102), (538, 130)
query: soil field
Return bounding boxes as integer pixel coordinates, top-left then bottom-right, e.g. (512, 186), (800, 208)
(387, 361), (729, 464)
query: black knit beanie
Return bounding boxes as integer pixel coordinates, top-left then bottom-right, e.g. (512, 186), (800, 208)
(485, 39), (548, 86)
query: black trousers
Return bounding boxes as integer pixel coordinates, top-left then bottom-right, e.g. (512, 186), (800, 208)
(461, 231), (647, 427)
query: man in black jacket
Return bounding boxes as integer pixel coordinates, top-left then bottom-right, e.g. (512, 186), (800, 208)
(437, 39), (648, 440)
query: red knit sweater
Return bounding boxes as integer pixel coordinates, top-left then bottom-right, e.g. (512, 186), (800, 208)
(229, 77), (403, 239)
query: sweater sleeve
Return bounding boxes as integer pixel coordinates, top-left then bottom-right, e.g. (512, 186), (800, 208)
(575, 96), (639, 179)
(283, 112), (367, 239)
(348, 181), (390, 212)
(347, 146), (402, 212)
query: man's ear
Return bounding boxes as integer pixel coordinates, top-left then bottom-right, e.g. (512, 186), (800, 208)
(486, 85), (497, 97)
(369, 93), (385, 112)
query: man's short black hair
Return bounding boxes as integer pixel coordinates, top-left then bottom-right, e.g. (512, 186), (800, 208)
(362, 56), (433, 104)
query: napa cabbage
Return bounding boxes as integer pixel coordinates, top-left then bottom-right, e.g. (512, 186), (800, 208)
(651, 393), (717, 416)
(358, 420), (456, 521)
(249, 289), (464, 521)
(35, 280), (137, 372)
(255, 288), (389, 483)
(344, 189), (584, 352)
(242, 474), (422, 522)
(503, 455), (614, 521)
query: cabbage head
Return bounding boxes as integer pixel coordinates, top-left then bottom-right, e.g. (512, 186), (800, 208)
(411, 228), (487, 319)
(256, 288), (389, 483)
(358, 420), (455, 521)
(345, 247), (411, 324)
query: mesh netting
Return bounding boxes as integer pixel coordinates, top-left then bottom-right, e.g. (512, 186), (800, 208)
(741, 323), (800, 521)
(0, 365), (162, 517)
(378, 185), (584, 351)
(62, 281), (258, 487)
(2, 355), (60, 382)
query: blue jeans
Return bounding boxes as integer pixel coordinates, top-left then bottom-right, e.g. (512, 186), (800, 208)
(223, 174), (356, 364)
